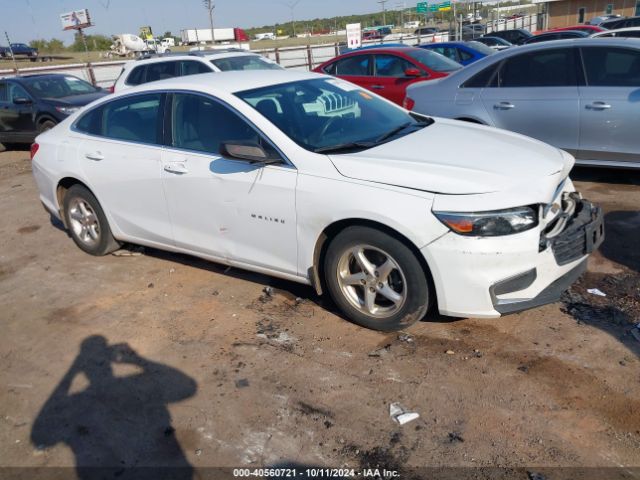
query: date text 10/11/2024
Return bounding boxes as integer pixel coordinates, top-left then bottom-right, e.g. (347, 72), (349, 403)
(232, 468), (400, 478)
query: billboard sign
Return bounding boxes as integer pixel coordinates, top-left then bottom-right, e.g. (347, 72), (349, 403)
(60, 9), (92, 31)
(346, 23), (362, 49)
(140, 26), (154, 40)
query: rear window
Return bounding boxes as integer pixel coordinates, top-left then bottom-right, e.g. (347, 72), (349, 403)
(582, 47), (640, 86)
(404, 48), (462, 72)
(210, 55), (282, 71)
(466, 41), (496, 56)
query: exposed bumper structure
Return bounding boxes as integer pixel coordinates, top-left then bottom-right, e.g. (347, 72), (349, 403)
(422, 198), (604, 318)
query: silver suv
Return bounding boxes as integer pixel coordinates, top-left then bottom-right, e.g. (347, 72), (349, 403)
(112, 49), (282, 92)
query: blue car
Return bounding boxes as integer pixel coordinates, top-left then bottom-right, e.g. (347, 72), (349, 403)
(417, 41), (495, 66)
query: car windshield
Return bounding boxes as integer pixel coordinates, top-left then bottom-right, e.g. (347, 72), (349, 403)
(236, 78), (432, 153)
(211, 55), (282, 71)
(466, 41), (496, 56)
(22, 75), (98, 98)
(404, 48), (462, 72)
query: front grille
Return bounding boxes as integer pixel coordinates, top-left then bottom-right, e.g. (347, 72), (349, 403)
(542, 197), (604, 266)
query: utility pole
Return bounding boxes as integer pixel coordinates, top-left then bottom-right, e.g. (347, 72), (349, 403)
(377, 0), (388, 25)
(282, 0), (302, 38)
(203, 0), (215, 44)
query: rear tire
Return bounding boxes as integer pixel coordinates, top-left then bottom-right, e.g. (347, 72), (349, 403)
(323, 226), (431, 331)
(63, 185), (120, 256)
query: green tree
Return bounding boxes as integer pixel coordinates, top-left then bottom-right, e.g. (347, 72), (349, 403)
(47, 39), (65, 53)
(70, 33), (112, 52)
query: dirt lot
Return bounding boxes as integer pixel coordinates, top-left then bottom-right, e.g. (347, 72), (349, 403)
(0, 147), (638, 479)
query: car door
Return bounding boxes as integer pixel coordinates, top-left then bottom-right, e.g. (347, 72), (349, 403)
(0, 81), (16, 142)
(76, 92), (174, 245)
(4, 82), (37, 140)
(577, 46), (640, 165)
(161, 92), (298, 275)
(325, 54), (373, 92)
(371, 54), (424, 105)
(480, 47), (580, 155)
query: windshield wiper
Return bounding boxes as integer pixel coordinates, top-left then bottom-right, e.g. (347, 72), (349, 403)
(314, 141), (375, 154)
(374, 122), (420, 144)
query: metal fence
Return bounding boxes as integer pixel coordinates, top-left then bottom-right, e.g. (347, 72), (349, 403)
(2, 20), (546, 89)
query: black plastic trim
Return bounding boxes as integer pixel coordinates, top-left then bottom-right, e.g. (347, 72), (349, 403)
(493, 259), (587, 315)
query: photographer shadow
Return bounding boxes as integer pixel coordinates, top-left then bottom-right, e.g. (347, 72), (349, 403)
(30, 335), (197, 480)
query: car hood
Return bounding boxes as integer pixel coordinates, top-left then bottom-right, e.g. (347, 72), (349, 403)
(328, 118), (573, 196)
(44, 91), (108, 107)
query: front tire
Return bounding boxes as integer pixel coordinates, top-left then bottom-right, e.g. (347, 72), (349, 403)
(63, 185), (120, 256)
(38, 120), (56, 133)
(324, 226), (431, 331)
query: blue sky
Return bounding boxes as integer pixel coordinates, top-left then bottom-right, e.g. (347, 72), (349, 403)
(1, 0), (389, 44)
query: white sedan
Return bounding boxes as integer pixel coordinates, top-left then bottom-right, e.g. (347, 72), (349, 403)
(31, 70), (604, 331)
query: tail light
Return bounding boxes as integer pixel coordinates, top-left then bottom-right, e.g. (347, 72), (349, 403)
(30, 143), (39, 160)
(107, 85), (115, 93)
(403, 97), (415, 111)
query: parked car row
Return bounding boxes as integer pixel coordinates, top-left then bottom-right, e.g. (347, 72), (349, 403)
(30, 69), (605, 331)
(0, 50), (283, 148)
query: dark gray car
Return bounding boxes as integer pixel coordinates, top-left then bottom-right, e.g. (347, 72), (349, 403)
(405, 38), (640, 168)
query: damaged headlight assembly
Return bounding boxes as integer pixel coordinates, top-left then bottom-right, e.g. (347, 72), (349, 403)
(434, 206), (538, 236)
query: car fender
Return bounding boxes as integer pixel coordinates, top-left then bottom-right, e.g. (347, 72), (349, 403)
(295, 173), (448, 278)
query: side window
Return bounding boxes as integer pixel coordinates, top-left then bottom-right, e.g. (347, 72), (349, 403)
(75, 104), (105, 135)
(461, 62), (499, 88)
(179, 60), (212, 76)
(582, 47), (640, 86)
(126, 66), (146, 86)
(145, 61), (177, 82)
(101, 94), (163, 143)
(0, 82), (7, 102)
(8, 83), (30, 101)
(374, 54), (414, 77)
(333, 55), (370, 76)
(458, 49), (473, 62)
(170, 93), (277, 157)
(323, 61), (337, 75)
(499, 48), (577, 87)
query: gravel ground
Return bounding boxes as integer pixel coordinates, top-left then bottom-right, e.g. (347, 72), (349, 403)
(0, 147), (638, 479)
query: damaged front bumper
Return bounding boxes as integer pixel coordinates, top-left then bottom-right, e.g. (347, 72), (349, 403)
(421, 197), (605, 318)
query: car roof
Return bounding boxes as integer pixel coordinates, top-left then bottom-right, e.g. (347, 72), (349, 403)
(422, 41), (467, 47)
(592, 26), (640, 35)
(1, 73), (78, 82)
(129, 49), (260, 66)
(116, 69), (324, 96)
(534, 30), (589, 36)
(422, 37), (640, 85)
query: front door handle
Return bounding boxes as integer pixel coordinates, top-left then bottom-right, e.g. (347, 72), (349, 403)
(84, 152), (104, 161)
(371, 85), (385, 90)
(163, 162), (189, 174)
(586, 101), (611, 110)
(494, 102), (515, 110)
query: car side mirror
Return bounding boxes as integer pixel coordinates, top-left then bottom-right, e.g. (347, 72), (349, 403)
(220, 141), (281, 165)
(13, 97), (32, 105)
(404, 68), (422, 77)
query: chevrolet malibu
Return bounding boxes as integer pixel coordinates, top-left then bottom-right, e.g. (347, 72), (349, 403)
(31, 70), (604, 331)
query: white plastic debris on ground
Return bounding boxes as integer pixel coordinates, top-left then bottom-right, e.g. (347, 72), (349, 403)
(389, 402), (420, 426)
(587, 288), (607, 297)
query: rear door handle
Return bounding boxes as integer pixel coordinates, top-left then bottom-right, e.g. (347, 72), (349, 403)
(163, 162), (189, 174)
(586, 101), (611, 110)
(371, 85), (385, 90)
(84, 152), (104, 161)
(494, 102), (515, 110)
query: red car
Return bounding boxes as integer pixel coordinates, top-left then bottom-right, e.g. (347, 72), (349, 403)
(546, 25), (604, 34)
(313, 46), (461, 106)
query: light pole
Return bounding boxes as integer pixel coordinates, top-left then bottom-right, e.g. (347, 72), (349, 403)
(203, 0), (215, 44)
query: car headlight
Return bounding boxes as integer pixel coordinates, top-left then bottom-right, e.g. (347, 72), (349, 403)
(434, 206), (538, 236)
(55, 106), (80, 115)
